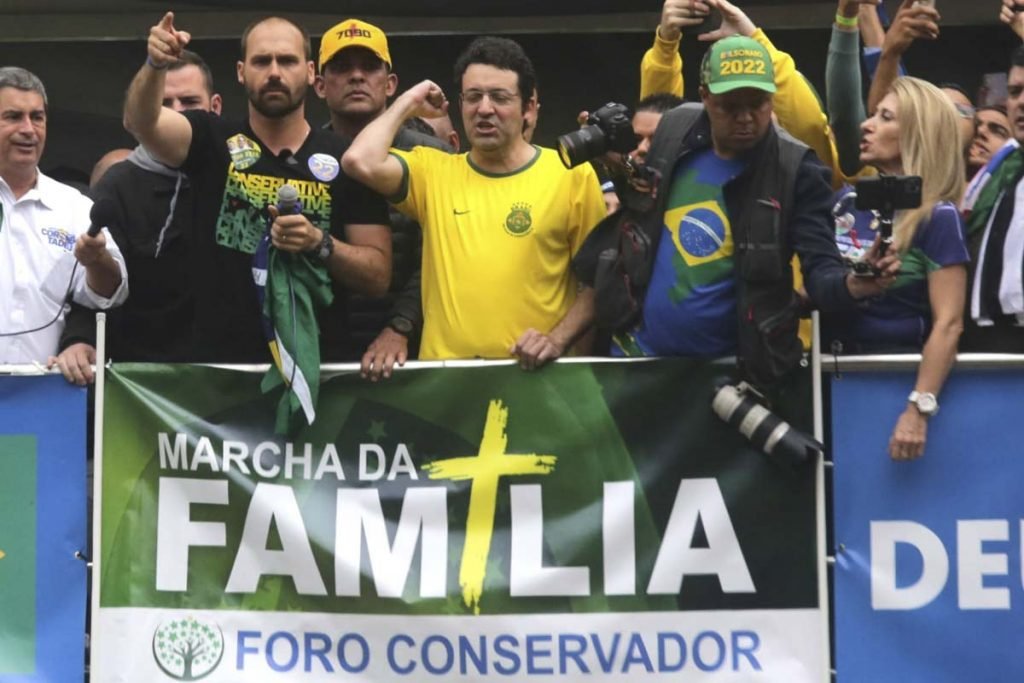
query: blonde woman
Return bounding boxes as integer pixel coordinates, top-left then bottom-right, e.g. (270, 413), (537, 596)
(827, 76), (968, 461)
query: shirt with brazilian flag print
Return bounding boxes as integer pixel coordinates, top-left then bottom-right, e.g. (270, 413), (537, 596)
(614, 148), (746, 357)
(826, 186), (969, 351)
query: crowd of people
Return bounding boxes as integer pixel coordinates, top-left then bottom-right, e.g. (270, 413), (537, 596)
(1, 0), (1022, 458)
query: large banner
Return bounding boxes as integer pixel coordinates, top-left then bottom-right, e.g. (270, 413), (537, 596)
(0, 374), (87, 683)
(832, 369), (1024, 683)
(94, 361), (825, 681)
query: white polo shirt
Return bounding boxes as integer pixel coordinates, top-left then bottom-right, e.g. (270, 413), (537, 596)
(0, 171), (128, 363)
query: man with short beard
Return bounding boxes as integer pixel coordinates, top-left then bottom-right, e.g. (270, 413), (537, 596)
(124, 12), (391, 363)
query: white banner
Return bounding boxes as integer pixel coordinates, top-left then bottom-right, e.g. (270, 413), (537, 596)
(93, 608), (825, 682)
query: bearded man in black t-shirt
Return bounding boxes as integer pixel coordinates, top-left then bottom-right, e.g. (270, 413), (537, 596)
(124, 12), (391, 363)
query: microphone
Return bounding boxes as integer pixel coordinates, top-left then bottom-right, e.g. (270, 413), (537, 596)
(276, 184), (301, 215)
(87, 198), (117, 237)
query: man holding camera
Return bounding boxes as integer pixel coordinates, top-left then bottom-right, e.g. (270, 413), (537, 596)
(342, 36), (605, 369)
(576, 36), (898, 389)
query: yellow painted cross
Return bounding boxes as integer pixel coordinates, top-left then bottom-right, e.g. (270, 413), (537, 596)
(423, 399), (556, 614)
(0, 549), (5, 560)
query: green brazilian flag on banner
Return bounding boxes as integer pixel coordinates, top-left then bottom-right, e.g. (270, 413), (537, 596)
(99, 360), (816, 617)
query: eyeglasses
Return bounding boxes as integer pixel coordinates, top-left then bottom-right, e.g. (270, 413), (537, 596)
(460, 89), (520, 106)
(953, 103), (976, 120)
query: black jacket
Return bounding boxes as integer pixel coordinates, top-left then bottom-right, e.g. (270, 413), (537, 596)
(61, 158), (194, 361)
(576, 105), (854, 386)
(328, 127), (452, 361)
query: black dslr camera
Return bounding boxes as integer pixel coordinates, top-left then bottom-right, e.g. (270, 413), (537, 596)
(557, 103), (638, 169)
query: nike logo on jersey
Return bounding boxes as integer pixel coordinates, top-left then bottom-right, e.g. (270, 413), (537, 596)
(453, 209), (471, 216)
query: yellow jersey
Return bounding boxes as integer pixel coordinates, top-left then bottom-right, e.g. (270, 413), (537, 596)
(390, 146), (605, 360)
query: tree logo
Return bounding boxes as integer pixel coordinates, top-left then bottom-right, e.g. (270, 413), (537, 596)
(152, 617), (225, 681)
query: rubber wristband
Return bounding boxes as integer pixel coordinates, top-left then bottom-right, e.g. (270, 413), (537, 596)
(146, 56), (168, 71)
(835, 13), (859, 28)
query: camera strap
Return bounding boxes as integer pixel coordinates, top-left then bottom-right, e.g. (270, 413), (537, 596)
(638, 103), (706, 248)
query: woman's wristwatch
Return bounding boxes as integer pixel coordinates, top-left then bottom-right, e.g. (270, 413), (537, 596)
(907, 391), (939, 417)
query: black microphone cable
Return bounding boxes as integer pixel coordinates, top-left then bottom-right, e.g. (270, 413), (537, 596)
(0, 262), (80, 338)
(0, 198), (117, 339)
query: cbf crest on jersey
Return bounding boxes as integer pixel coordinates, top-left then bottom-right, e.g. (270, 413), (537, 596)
(226, 133), (261, 171)
(504, 202), (533, 237)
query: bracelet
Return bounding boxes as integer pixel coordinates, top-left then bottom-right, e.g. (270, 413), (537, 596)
(146, 56), (168, 71)
(835, 13), (859, 28)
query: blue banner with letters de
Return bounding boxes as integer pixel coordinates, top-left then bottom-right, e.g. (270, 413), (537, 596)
(0, 373), (87, 683)
(832, 368), (1024, 683)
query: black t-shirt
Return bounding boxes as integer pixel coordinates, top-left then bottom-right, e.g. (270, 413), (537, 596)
(181, 112), (389, 363)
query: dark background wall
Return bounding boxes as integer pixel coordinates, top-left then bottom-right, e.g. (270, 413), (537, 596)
(0, 20), (1017, 183)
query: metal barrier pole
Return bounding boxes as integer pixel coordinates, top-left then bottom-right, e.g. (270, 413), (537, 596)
(812, 312), (831, 682)
(88, 312), (106, 675)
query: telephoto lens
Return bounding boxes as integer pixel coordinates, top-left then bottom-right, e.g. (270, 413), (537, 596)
(557, 126), (608, 169)
(711, 382), (823, 466)
(556, 103), (636, 169)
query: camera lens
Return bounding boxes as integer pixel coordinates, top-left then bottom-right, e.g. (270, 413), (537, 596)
(711, 382), (822, 466)
(557, 126), (607, 169)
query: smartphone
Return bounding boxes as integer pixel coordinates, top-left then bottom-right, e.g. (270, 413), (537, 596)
(681, 9), (720, 36)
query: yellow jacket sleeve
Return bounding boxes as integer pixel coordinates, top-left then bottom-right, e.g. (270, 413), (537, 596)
(640, 28), (684, 100)
(750, 29), (851, 190)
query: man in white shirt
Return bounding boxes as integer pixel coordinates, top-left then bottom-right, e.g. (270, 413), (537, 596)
(0, 67), (127, 369)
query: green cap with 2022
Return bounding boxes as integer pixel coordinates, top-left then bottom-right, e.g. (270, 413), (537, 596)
(700, 35), (776, 95)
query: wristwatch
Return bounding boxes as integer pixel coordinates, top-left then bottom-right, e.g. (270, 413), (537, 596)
(311, 229), (334, 261)
(388, 316), (414, 337)
(907, 391), (939, 417)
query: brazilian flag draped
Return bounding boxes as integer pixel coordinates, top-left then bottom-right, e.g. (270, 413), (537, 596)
(253, 233), (333, 434)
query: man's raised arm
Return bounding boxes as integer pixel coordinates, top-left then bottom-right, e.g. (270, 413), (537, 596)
(123, 11), (194, 168)
(341, 80), (448, 198)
